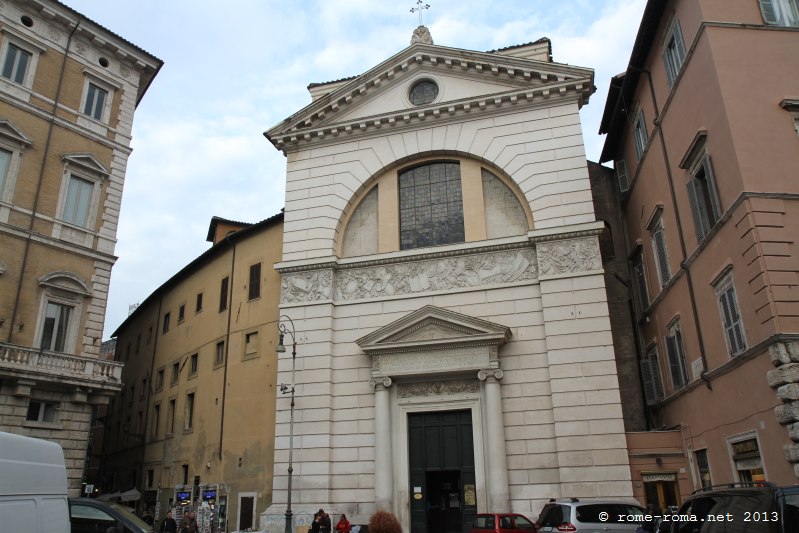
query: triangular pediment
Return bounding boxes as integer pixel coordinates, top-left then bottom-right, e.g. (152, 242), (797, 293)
(62, 153), (110, 177)
(265, 42), (594, 152)
(0, 120), (32, 147)
(357, 305), (511, 355)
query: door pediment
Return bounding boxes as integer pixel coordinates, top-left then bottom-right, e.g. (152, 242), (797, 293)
(357, 305), (510, 378)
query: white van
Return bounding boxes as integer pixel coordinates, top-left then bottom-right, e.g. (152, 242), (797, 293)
(0, 431), (70, 533)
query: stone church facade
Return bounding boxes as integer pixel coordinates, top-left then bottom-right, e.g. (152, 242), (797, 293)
(262, 29), (632, 533)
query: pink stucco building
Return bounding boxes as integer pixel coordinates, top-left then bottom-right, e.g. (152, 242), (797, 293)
(600, 0), (799, 507)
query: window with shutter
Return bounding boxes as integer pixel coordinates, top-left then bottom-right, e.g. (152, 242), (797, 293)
(686, 154), (721, 242)
(665, 322), (689, 390)
(650, 214), (671, 287)
(641, 346), (664, 405)
(632, 249), (649, 313)
(759, 0), (799, 27)
(248, 263), (261, 300)
(633, 109), (648, 162)
(615, 159), (629, 193)
(715, 273), (747, 356)
(663, 19), (686, 88)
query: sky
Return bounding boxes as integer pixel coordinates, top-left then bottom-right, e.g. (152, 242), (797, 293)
(61, 0), (647, 338)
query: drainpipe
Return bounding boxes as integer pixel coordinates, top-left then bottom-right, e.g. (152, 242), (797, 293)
(218, 237), (236, 461)
(629, 67), (712, 390)
(6, 19), (81, 343)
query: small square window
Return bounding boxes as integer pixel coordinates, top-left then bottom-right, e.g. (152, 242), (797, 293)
(26, 400), (58, 422)
(245, 332), (259, 355)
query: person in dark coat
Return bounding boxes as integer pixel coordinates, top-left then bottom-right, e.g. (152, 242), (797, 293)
(159, 511), (177, 533)
(319, 509), (332, 533)
(310, 513), (322, 533)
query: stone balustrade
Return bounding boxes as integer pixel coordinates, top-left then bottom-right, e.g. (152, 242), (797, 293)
(0, 342), (123, 387)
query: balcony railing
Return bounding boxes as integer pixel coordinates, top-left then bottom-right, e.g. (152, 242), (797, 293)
(0, 342), (123, 387)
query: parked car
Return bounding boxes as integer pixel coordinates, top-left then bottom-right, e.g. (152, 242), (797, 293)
(69, 497), (153, 533)
(472, 512), (537, 532)
(536, 498), (645, 533)
(0, 431), (70, 533)
(660, 483), (799, 533)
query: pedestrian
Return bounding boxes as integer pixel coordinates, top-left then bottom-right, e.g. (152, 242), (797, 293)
(160, 510), (177, 533)
(318, 508), (332, 533)
(310, 512), (322, 533)
(641, 503), (660, 533)
(179, 510), (198, 533)
(368, 510), (402, 533)
(335, 513), (352, 533)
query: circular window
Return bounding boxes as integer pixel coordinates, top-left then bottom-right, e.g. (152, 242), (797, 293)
(409, 80), (438, 106)
(99, 57), (110, 68)
(20, 15), (34, 27)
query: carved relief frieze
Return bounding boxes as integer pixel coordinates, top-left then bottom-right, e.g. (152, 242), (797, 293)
(281, 269), (333, 304)
(334, 248), (537, 302)
(376, 346), (488, 375)
(398, 379), (479, 398)
(536, 237), (601, 277)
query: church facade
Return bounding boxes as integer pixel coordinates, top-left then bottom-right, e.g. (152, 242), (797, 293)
(262, 29), (632, 533)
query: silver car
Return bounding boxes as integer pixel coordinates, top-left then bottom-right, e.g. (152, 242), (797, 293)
(536, 498), (646, 533)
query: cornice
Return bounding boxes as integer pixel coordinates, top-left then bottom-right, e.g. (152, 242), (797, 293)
(527, 221), (604, 244)
(269, 81), (591, 153)
(275, 239), (530, 274)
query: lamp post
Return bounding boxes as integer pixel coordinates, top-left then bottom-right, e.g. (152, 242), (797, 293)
(276, 315), (296, 533)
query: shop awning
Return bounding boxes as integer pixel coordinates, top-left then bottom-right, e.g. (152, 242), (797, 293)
(98, 491), (121, 501)
(120, 488), (141, 502)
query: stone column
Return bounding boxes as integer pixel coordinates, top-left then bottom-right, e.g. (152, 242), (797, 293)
(370, 377), (393, 510)
(478, 369), (510, 512)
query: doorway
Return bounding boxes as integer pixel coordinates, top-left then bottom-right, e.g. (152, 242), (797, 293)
(408, 410), (476, 533)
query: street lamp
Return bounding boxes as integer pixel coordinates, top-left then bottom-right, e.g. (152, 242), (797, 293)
(276, 315), (296, 533)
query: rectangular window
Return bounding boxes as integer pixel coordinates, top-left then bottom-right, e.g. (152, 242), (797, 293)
(151, 404), (160, 438)
(62, 175), (94, 228)
(2, 43), (32, 84)
(399, 162), (465, 250)
(245, 332), (259, 355)
(665, 321), (689, 390)
(615, 159), (629, 193)
(182, 464), (189, 485)
(640, 345), (664, 405)
(219, 276), (229, 312)
(196, 292), (203, 313)
(759, 0), (799, 27)
(663, 19), (686, 88)
(695, 449), (712, 488)
(215, 341), (225, 365)
(147, 469), (154, 489)
(190, 353), (198, 375)
(185, 393), (195, 430)
(162, 312), (170, 334)
(167, 399), (176, 434)
(650, 213), (671, 287)
(171, 362), (179, 385)
(83, 83), (108, 121)
(178, 304), (185, 323)
(686, 154), (721, 241)
(156, 369), (164, 391)
(248, 263), (261, 300)
(39, 301), (72, 352)
(0, 148), (11, 196)
(716, 273), (747, 356)
(729, 436), (765, 484)
(26, 400), (58, 422)
(633, 109), (649, 162)
(632, 248), (649, 314)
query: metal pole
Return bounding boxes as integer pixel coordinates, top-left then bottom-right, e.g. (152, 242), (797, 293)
(284, 341), (296, 533)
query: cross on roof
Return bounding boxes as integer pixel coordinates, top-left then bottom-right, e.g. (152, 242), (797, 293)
(410, 1), (431, 27)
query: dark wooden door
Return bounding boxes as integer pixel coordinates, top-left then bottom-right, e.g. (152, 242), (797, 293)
(408, 410), (476, 533)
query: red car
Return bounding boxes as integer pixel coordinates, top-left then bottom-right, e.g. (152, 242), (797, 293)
(471, 513), (537, 533)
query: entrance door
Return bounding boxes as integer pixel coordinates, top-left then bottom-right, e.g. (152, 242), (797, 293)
(408, 410), (476, 533)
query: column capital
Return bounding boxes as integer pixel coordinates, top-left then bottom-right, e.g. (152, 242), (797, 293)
(478, 369), (504, 382)
(369, 376), (393, 390)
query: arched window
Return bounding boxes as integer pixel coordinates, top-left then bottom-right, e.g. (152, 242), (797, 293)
(399, 161), (464, 250)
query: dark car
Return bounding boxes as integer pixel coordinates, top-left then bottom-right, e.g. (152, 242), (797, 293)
(471, 512), (537, 533)
(69, 498), (153, 533)
(659, 483), (799, 533)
